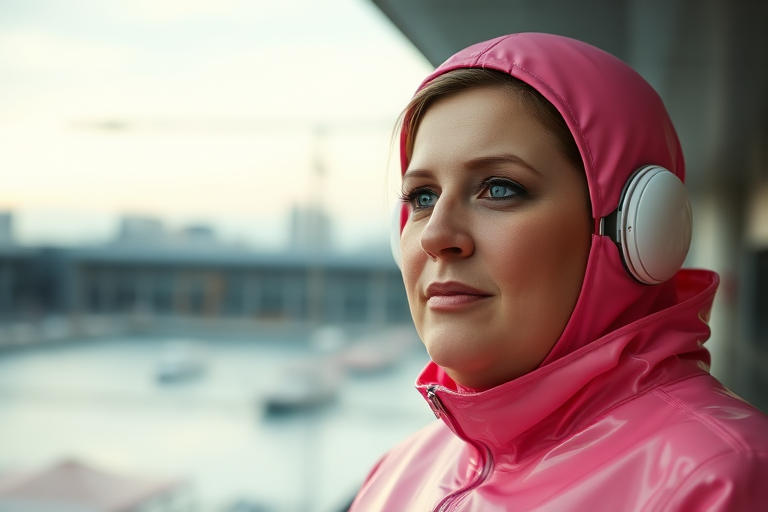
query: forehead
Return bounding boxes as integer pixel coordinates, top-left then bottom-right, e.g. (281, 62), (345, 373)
(408, 87), (558, 171)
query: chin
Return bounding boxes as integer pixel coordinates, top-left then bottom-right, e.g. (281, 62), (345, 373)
(422, 328), (500, 378)
(421, 325), (551, 389)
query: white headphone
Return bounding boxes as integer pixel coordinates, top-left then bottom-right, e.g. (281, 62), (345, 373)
(390, 165), (692, 286)
(600, 165), (692, 285)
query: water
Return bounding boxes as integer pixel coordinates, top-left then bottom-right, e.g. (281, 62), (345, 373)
(0, 334), (435, 512)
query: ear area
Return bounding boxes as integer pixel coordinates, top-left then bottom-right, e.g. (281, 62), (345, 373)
(617, 166), (692, 285)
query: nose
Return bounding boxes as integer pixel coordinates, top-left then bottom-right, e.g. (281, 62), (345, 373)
(419, 199), (474, 260)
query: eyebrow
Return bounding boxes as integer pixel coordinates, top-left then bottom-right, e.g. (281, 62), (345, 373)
(403, 152), (541, 180)
(465, 153), (541, 176)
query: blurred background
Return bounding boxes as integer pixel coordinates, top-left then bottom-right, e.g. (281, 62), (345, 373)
(1, 0), (767, 511)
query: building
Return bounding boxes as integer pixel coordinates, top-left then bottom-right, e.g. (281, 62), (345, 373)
(0, 244), (410, 326)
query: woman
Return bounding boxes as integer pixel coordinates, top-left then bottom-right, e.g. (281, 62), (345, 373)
(350, 33), (768, 511)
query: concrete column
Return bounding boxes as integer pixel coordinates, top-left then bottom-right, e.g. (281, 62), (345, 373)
(0, 263), (13, 318)
(687, 190), (744, 385)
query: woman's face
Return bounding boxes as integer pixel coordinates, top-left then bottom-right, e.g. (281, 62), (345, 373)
(401, 86), (592, 390)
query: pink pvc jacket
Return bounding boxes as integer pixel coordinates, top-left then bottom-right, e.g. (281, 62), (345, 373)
(350, 34), (768, 512)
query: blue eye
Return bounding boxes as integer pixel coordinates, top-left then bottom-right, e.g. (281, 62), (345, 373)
(490, 184), (514, 198)
(413, 191), (438, 208)
(484, 179), (526, 200)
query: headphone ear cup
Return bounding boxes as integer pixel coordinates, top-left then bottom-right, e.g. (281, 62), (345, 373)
(619, 166), (692, 285)
(390, 203), (406, 270)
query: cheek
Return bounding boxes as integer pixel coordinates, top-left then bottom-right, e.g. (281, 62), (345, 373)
(487, 209), (590, 330)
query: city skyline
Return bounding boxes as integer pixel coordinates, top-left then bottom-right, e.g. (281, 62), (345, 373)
(0, 0), (432, 250)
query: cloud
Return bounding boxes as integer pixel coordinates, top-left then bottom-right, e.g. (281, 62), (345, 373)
(113, 0), (338, 26)
(0, 29), (137, 72)
(0, 0), (430, 249)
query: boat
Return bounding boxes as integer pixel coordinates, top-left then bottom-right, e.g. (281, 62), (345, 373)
(155, 340), (206, 383)
(261, 360), (342, 415)
(336, 327), (418, 374)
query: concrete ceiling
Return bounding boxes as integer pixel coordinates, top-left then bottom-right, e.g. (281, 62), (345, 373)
(371, 0), (768, 194)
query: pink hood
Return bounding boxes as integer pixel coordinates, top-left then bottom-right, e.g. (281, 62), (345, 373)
(400, 32), (708, 368)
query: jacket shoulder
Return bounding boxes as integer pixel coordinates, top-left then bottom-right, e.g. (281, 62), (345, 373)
(647, 375), (768, 511)
(653, 374), (768, 455)
(659, 448), (768, 511)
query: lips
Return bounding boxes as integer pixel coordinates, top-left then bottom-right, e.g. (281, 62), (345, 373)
(425, 281), (492, 310)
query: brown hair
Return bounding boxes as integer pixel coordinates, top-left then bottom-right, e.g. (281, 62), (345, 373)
(401, 68), (584, 175)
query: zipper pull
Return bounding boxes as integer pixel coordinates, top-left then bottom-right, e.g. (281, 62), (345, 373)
(426, 385), (446, 419)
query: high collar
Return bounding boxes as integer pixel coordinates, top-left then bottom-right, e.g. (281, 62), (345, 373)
(415, 267), (718, 463)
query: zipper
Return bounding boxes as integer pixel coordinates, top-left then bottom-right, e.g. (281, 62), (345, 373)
(426, 385), (494, 512)
(427, 385), (447, 418)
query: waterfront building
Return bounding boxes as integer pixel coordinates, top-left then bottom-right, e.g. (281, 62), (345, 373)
(0, 244), (410, 326)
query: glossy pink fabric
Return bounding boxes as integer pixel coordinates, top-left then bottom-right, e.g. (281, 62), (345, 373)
(352, 271), (768, 511)
(352, 33), (768, 512)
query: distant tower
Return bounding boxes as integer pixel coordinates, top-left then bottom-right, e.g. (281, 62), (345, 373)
(291, 125), (333, 253)
(0, 212), (13, 246)
(180, 224), (217, 246)
(290, 205), (332, 252)
(116, 216), (166, 245)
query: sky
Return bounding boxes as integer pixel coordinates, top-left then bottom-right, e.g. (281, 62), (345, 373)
(0, 0), (433, 250)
